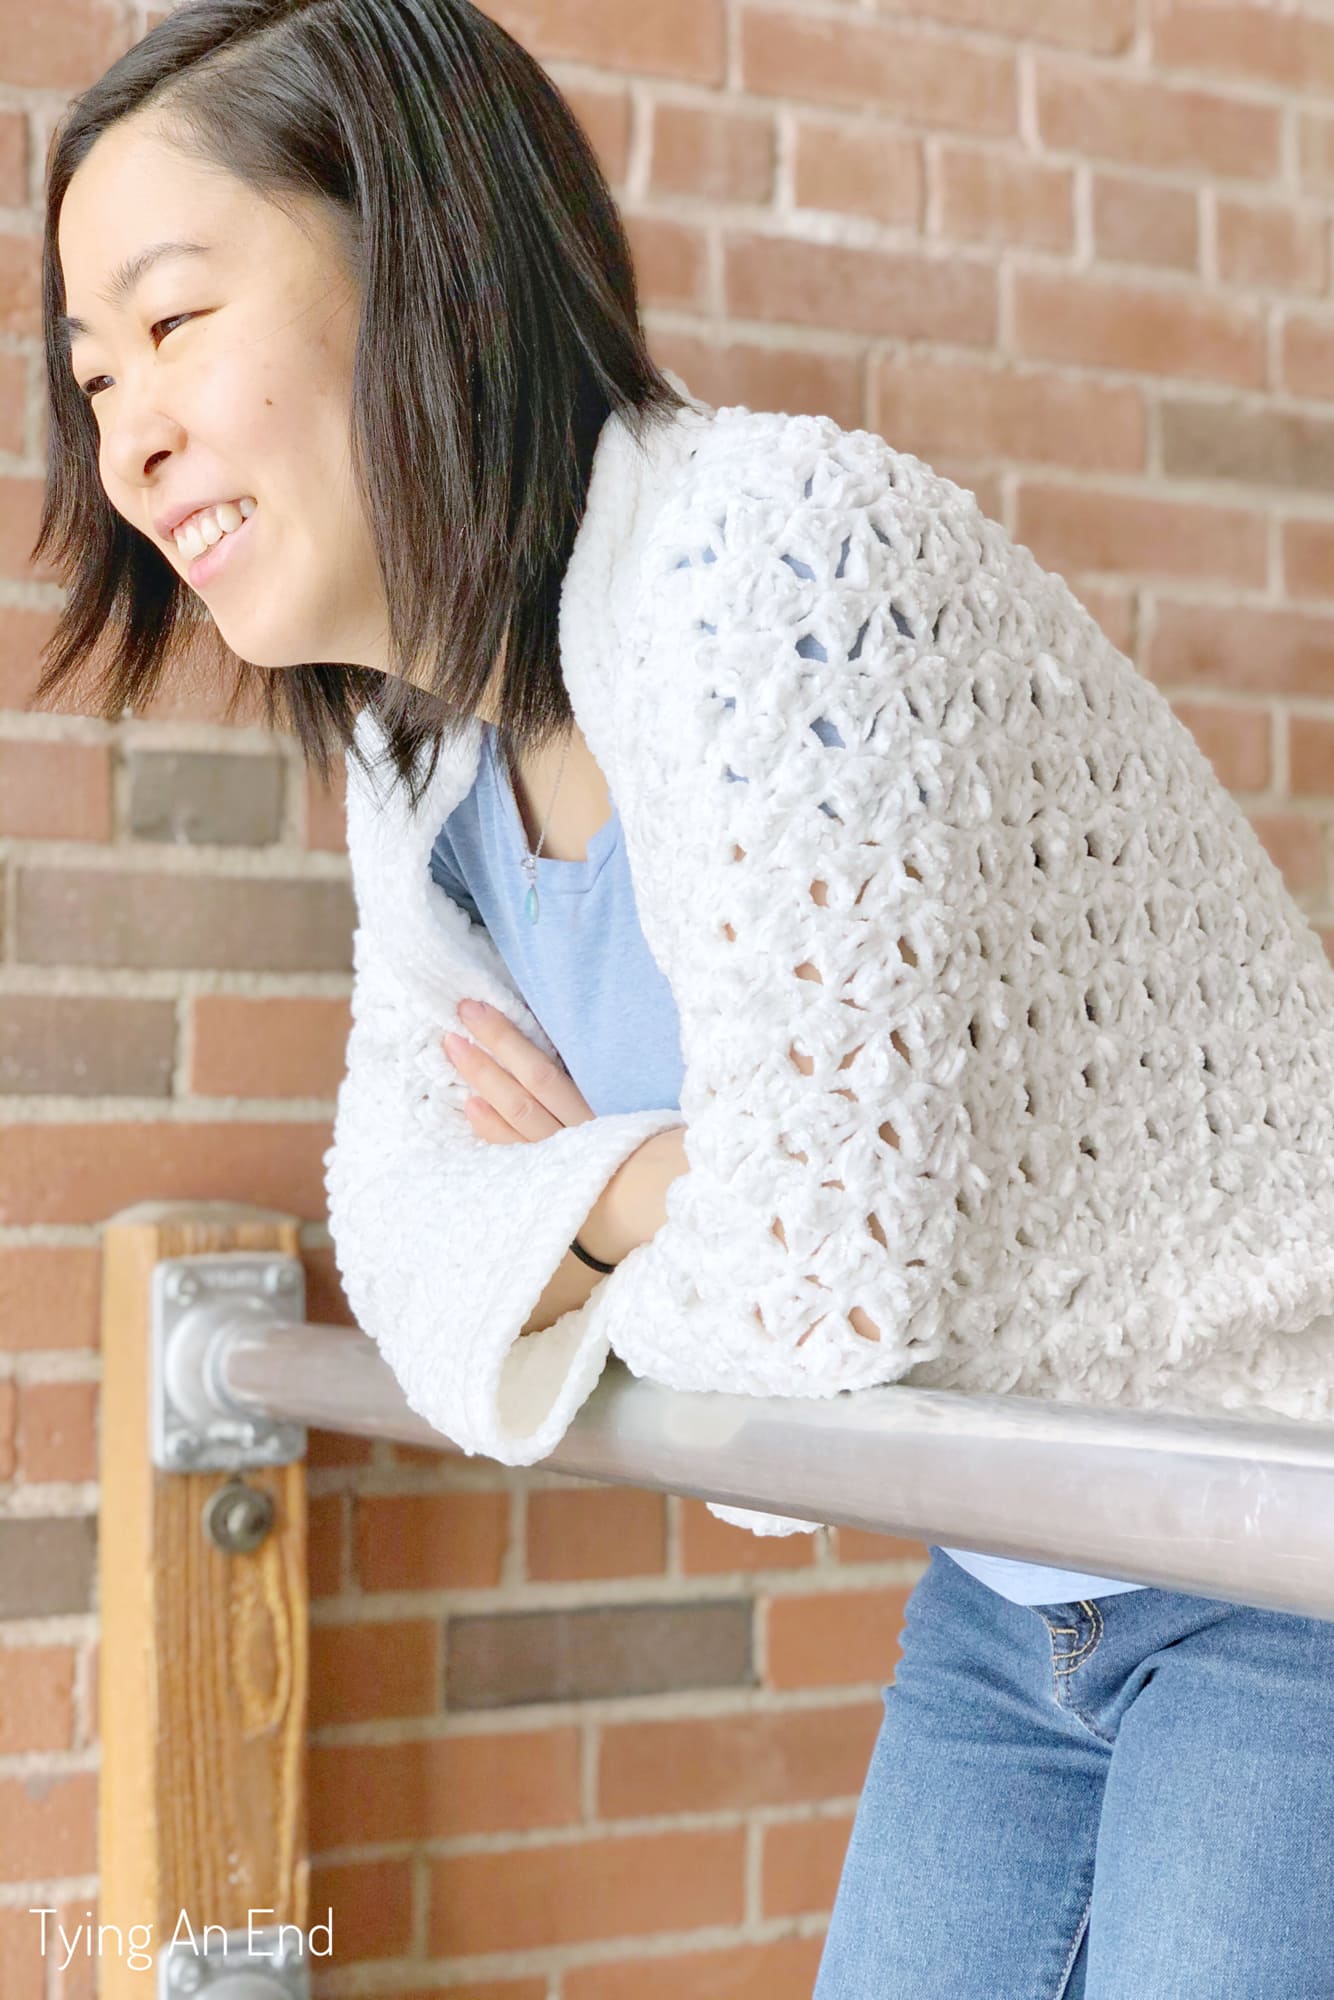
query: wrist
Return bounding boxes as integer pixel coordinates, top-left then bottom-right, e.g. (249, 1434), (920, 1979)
(581, 1131), (676, 1266)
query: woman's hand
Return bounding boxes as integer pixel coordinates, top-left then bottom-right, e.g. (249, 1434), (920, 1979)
(442, 999), (593, 1143)
(443, 998), (692, 1255)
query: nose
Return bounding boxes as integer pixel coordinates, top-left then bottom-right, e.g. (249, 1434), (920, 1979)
(102, 402), (188, 536)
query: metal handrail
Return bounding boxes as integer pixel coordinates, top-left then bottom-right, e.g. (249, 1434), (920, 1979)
(198, 1311), (1334, 1620)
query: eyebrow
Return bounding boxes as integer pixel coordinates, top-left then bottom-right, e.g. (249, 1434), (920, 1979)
(58, 239), (213, 346)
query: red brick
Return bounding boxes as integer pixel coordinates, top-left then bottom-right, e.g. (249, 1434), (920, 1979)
(0, 1906), (44, 2000)
(487, 0), (725, 82)
(427, 1827), (745, 1955)
(1287, 718), (1334, 799)
(308, 1618), (438, 1726)
(741, 9), (1018, 135)
(1154, 5), (1334, 98)
(1282, 309), (1334, 400)
(1015, 483), (1267, 590)
(0, 1383), (16, 1482)
(302, 756), (347, 852)
(0, 1644), (76, 1752)
(0, 353), (26, 455)
(764, 1810), (855, 1916)
(1285, 517), (1334, 603)
(17, 1380), (97, 1484)
(834, 1526), (931, 1566)
(354, 1489), (509, 1592)
(0, 0), (131, 89)
(1248, 811), (1325, 898)
(1299, 110), (1334, 197)
(725, 231), (996, 345)
(1075, 584), (1137, 659)
(310, 1727), (581, 1844)
(306, 1493), (344, 1600)
(650, 329), (864, 430)
(0, 605), (63, 711)
(678, 1495), (819, 1574)
(564, 1935), (825, 2000)
(1035, 57), (1280, 180)
(0, 246), (39, 346)
(51, 1899), (102, 2000)
(875, 355), (1145, 475)
(0, 1772), (96, 1878)
(307, 1425), (372, 1468)
(597, 1700), (880, 1816)
(1013, 269), (1266, 390)
(190, 995), (352, 1098)
(1150, 601), (1334, 699)
(0, 741), (111, 840)
(0, 1119), (331, 1226)
(392, 1986), (543, 2000)
(305, 1858), (412, 1961)
(1166, 701), (1271, 795)
(0, 112), (27, 208)
(624, 212), (710, 311)
(765, 1584), (911, 1689)
(880, 0), (1135, 53)
(938, 143), (1074, 254)
(1092, 171), (1199, 273)
(651, 102), (775, 205)
(793, 120), (922, 229)
(564, 81), (633, 188)
(526, 1484), (665, 1580)
(0, 1246), (100, 1352)
(1217, 198), (1328, 297)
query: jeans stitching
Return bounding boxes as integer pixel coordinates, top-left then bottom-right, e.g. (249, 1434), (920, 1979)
(1051, 1599), (1103, 1671)
(1055, 1887), (1094, 2000)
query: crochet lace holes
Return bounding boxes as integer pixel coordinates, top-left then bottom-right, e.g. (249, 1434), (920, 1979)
(723, 844), (746, 942)
(849, 1307), (881, 1342)
(879, 1120), (900, 1149)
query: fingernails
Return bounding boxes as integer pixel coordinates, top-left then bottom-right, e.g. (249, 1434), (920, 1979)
(458, 999), (487, 1021)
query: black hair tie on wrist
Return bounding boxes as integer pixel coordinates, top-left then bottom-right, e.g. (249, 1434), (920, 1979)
(570, 1235), (617, 1274)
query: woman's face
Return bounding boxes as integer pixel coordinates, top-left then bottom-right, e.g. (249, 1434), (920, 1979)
(57, 117), (395, 675)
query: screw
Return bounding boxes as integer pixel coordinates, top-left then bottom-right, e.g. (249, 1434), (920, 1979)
(168, 1433), (199, 1465)
(166, 1270), (200, 1306)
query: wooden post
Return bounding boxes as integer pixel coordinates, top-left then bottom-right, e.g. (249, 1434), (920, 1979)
(98, 1202), (309, 1994)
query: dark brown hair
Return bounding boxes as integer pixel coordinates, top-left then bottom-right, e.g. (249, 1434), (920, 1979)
(30, 0), (686, 810)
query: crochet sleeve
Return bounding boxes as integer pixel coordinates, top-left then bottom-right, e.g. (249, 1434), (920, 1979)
(321, 911), (685, 1464)
(589, 414), (979, 1416)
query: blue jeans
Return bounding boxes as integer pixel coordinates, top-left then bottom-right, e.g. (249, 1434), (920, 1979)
(814, 1545), (1334, 1999)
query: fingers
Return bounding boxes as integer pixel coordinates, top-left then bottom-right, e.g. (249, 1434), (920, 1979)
(462, 1093), (526, 1146)
(443, 1000), (590, 1139)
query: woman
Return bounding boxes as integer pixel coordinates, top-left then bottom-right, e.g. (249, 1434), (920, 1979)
(33, 1), (1334, 1992)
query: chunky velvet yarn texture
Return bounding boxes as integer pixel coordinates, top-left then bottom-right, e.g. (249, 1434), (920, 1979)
(323, 392), (1334, 1538)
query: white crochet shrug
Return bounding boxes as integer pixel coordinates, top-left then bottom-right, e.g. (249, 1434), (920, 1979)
(323, 390), (1334, 1517)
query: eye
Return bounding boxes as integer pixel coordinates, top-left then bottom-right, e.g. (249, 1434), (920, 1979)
(78, 314), (195, 401)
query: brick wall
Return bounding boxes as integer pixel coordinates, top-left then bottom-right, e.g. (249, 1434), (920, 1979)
(3, 0), (1334, 1992)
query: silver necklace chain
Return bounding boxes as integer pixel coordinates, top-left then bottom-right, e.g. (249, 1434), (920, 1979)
(513, 727), (573, 926)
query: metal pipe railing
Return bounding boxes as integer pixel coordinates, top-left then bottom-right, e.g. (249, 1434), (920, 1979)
(200, 1311), (1334, 1620)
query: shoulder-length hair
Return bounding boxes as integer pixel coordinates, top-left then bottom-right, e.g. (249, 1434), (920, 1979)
(30, 0), (686, 812)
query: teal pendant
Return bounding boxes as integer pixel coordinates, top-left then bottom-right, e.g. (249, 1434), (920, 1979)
(524, 883), (539, 925)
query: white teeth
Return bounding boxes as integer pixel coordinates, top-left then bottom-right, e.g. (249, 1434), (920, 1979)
(173, 497), (257, 560)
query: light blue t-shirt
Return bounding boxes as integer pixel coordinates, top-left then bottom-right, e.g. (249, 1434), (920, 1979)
(429, 722), (1144, 1606)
